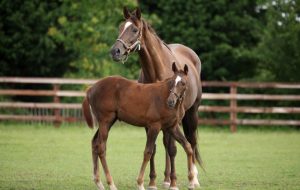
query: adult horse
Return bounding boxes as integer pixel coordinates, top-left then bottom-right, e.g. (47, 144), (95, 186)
(110, 7), (203, 189)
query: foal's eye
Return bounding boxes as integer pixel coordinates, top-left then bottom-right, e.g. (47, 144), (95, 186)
(181, 81), (186, 85)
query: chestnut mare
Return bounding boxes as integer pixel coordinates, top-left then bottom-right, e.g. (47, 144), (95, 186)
(83, 63), (196, 190)
(110, 7), (203, 189)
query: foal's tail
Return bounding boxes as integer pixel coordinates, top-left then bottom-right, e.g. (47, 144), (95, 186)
(82, 97), (97, 129)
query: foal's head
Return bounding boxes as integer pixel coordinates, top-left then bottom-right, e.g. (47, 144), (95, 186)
(110, 7), (143, 62)
(167, 63), (189, 108)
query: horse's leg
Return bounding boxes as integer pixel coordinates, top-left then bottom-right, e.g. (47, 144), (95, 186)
(182, 102), (201, 187)
(92, 129), (105, 190)
(162, 131), (171, 188)
(167, 133), (178, 190)
(169, 125), (195, 190)
(137, 126), (160, 190)
(97, 118), (117, 190)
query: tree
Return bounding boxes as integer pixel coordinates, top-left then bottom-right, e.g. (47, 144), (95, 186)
(0, 0), (76, 77)
(50, 0), (138, 78)
(256, 0), (300, 82)
(140, 0), (263, 81)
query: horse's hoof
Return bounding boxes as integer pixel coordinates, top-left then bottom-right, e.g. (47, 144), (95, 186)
(137, 184), (145, 190)
(147, 186), (157, 190)
(162, 181), (170, 189)
(169, 186), (179, 190)
(109, 184), (118, 190)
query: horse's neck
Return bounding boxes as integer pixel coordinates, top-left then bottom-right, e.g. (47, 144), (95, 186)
(138, 25), (170, 82)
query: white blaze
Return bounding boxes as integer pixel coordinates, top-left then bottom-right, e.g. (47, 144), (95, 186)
(175, 76), (182, 86)
(119, 21), (132, 37)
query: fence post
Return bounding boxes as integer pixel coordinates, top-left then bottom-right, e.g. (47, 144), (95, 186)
(53, 84), (61, 127)
(230, 84), (237, 132)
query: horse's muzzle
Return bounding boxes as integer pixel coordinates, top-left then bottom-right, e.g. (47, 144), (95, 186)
(167, 99), (176, 108)
(110, 48), (122, 61)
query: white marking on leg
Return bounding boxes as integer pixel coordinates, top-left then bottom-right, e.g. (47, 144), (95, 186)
(192, 164), (200, 187)
(147, 186), (157, 190)
(109, 184), (118, 190)
(175, 76), (182, 86)
(119, 21), (132, 37)
(95, 180), (105, 190)
(137, 183), (145, 190)
(162, 181), (170, 189)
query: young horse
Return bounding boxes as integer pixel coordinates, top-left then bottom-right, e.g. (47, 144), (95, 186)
(82, 63), (196, 190)
(110, 7), (202, 188)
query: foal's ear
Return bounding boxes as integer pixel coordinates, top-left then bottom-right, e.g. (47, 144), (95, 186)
(184, 64), (189, 75)
(123, 6), (130, 19)
(135, 7), (141, 20)
(172, 62), (178, 73)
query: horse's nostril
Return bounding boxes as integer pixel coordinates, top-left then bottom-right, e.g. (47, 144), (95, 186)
(110, 48), (120, 57)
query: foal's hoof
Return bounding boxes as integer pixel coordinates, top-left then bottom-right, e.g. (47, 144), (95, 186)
(95, 181), (105, 190)
(147, 186), (157, 190)
(169, 186), (179, 190)
(162, 181), (170, 189)
(188, 183), (195, 190)
(137, 184), (145, 190)
(109, 184), (118, 190)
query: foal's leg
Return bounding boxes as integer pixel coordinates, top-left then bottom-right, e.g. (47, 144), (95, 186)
(169, 125), (195, 190)
(97, 120), (117, 190)
(162, 131), (171, 188)
(166, 133), (178, 190)
(137, 126), (160, 190)
(145, 128), (157, 190)
(92, 129), (105, 190)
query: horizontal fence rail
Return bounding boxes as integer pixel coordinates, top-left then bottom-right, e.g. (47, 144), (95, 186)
(0, 77), (300, 131)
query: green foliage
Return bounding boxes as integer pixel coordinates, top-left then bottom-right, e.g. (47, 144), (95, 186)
(1, 0), (299, 82)
(140, 0), (263, 81)
(256, 0), (300, 82)
(0, 0), (76, 77)
(50, 0), (138, 79)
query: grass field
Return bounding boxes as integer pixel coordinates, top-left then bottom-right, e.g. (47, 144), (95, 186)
(0, 123), (299, 190)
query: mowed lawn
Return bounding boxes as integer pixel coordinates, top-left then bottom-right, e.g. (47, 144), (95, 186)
(0, 123), (299, 190)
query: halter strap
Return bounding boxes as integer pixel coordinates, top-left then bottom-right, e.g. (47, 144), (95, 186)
(170, 90), (186, 102)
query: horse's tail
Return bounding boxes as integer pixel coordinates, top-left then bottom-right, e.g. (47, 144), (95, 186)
(82, 96), (98, 129)
(182, 107), (205, 172)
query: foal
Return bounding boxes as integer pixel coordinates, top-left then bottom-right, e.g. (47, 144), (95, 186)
(83, 63), (196, 190)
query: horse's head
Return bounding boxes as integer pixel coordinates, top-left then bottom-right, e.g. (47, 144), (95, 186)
(110, 7), (143, 62)
(167, 63), (189, 108)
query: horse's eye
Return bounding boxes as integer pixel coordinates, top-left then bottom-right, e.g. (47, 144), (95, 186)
(181, 81), (186, 85)
(132, 28), (138, 33)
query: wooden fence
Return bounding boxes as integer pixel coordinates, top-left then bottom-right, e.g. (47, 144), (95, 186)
(0, 77), (299, 132)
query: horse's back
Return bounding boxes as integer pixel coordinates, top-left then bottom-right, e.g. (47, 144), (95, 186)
(168, 43), (201, 75)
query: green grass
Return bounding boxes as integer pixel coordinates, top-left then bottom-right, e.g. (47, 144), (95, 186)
(0, 123), (300, 190)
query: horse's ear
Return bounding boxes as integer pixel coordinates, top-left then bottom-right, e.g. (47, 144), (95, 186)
(123, 6), (130, 19)
(135, 7), (141, 20)
(172, 62), (178, 73)
(184, 64), (189, 75)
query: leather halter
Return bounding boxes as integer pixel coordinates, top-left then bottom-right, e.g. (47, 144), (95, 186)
(170, 89), (186, 103)
(116, 23), (143, 63)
